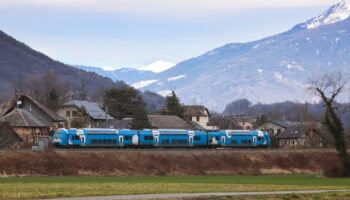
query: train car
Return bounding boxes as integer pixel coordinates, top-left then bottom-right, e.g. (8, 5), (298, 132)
(156, 129), (194, 147)
(221, 130), (259, 147)
(81, 128), (118, 147)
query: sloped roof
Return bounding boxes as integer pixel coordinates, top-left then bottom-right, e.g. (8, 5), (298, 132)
(0, 93), (64, 122)
(1, 109), (53, 127)
(148, 115), (190, 129)
(276, 124), (315, 139)
(184, 105), (210, 117)
(62, 100), (114, 120)
(99, 119), (131, 129)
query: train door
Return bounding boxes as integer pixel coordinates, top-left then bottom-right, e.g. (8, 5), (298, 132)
(154, 135), (159, 146)
(221, 136), (226, 147)
(253, 136), (257, 146)
(132, 134), (139, 145)
(119, 136), (123, 146)
(189, 136), (193, 146)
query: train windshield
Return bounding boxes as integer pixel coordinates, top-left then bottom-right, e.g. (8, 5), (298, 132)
(55, 130), (62, 138)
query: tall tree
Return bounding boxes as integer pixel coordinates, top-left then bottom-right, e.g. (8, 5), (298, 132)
(70, 106), (90, 128)
(130, 96), (152, 129)
(164, 90), (185, 118)
(104, 87), (146, 118)
(309, 71), (350, 177)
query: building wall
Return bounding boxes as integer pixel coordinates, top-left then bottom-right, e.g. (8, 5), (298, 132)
(13, 127), (49, 143)
(57, 106), (92, 128)
(279, 138), (306, 148)
(237, 121), (253, 130)
(190, 116), (214, 130)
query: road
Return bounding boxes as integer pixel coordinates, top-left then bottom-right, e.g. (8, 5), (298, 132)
(48, 190), (350, 200)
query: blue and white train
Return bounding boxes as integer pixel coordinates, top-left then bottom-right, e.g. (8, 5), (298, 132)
(52, 128), (270, 148)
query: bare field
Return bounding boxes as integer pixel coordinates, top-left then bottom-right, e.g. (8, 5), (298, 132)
(0, 149), (340, 176)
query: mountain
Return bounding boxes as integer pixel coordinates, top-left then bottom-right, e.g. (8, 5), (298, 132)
(75, 65), (156, 84)
(0, 30), (123, 102)
(137, 0), (350, 111)
(75, 60), (175, 86)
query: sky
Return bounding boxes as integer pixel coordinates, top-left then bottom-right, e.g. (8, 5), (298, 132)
(0, 0), (342, 70)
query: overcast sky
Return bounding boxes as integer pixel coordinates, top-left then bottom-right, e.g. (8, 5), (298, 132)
(0, 0), (341, 69)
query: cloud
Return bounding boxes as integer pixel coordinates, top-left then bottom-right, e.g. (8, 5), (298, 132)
(0, 0), (339, 15)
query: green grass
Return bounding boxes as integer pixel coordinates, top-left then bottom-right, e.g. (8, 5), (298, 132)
(0, 175), (350, 199)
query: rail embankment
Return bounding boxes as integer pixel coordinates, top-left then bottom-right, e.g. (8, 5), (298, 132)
(0, 149), (339, 176)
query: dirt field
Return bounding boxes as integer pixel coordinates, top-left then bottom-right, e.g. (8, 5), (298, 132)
(0, 149), (341, 176)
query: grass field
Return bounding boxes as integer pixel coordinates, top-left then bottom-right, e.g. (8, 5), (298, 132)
(1, 175), (350, 199)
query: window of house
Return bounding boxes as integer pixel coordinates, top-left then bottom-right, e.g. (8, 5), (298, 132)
(277, 129), (281, 134)
(72, 111), (79, 117)
(196, 116), (200, 122)
(66, 111), (71, 117)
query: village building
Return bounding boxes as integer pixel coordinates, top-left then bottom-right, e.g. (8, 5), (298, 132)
(148, 115), (190, 129)
(184, 105), (214, 130)
(276, 123), (323, 148)
(257, 121), (291, 137)
(0, 94), (64, 143)
(57, 100), (114, 128)
(231, 115), (254, 130)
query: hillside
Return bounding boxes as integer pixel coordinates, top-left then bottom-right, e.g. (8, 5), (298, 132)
(0, 31), (120, 101)
(134, 0), (350, 111)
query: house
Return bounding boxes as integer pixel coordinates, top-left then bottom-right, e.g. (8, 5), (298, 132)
(276, 123), (323, 148)
(148, 115), (190, 129)
(208, 115), (253, 130)
(231, 115), (254, 130)
(184, 105), (214, 130)
(0, 93), (64, 143)
(57, 100), (114, 128)
(257, 121), (291, 137)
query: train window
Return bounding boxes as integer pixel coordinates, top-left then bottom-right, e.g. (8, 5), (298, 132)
(144, 136), (154, 141)
(71, 135), (80, 140)
(194, 136), (201, 141)
(98, 140), (103, 144)
(215, 136), (219, 141)
(162, 139), (170, 144)
(125, 136), (132, 140)
(231, 140), (238, 145)
(172, 140), (187, 144)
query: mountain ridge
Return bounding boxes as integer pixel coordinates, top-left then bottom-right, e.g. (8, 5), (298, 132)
(138, 1), (350, 111)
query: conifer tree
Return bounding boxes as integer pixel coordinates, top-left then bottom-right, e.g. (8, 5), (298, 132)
(164, 90), (185, 119)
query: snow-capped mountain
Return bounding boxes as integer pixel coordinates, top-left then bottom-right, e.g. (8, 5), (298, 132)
(138, 0), (350, 111)
(294, 0), (350, 30)
(75, 65), (156, 84)
(75, 60), (175, 84)
(138, 60), (175, 73)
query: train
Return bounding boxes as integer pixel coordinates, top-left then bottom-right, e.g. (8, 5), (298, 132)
(52, 128), (271, 148)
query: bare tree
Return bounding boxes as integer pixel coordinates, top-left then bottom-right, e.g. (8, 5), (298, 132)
(309, 72), (350, 176)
